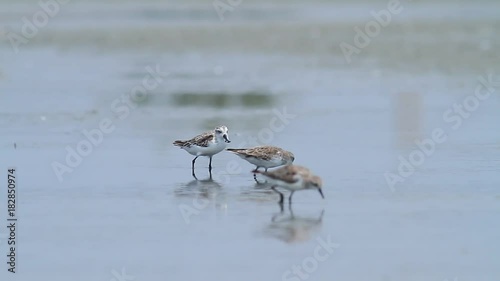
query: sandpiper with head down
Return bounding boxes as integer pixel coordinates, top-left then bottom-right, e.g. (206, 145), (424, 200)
(227, 145), (295, 182)
(173, 125), (231, 177)
(253, 165), (324, 204)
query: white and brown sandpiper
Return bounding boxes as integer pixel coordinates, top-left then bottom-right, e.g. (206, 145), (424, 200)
(173, 125), (231, 177)
(227, 145), (295, 182)
(253, 164), (324, 204)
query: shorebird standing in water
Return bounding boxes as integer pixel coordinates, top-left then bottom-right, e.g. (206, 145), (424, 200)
(253, 165), (324, 204)
(227, 145), (295, 182)
(173, 125), (231, 177)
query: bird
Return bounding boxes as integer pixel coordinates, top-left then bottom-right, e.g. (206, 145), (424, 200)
(226, 145), (295, 182)
(173, 125), (231, 177)
(253, 165), (324, 204)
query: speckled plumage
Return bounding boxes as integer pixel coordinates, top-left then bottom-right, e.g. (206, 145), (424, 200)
(173, 125), (231, 176)
(227, 145), (295, 169)
(254, 165), (324, 204)
(173, 131), (214, 148)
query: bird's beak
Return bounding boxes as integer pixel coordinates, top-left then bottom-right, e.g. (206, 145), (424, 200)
(318, 188), (324, 199)
(223, 134), (231, 143)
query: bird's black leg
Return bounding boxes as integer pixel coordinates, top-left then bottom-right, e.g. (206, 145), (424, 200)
(208, 156), (213, 173)
(253, 167), (260, 182)
(271, 186), (284, 205)
(288, 191), (295, 204)
(192, 156), (199, 177)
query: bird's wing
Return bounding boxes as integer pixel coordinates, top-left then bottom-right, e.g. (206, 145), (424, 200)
(261, 165), (300, 184)
(236, 146), (277, 160)
(186, 131), (214, 147)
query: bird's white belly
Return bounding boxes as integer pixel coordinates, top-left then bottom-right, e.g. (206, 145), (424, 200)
(184, 142), (226, 156)
(267, 177), (304, 191)
(245, 156), (283, 168)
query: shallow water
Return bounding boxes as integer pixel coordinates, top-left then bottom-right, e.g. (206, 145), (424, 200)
(1, 1), (500, 281)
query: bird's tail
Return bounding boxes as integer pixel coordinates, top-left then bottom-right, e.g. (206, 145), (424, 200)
(173, 140), (187, 147)
(227, 148), (245, 153)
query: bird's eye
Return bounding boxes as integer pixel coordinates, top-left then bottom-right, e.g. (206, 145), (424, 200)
(216, 130), (222, 134)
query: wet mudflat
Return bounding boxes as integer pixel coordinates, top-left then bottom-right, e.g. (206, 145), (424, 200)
(0, 1), (499, 280)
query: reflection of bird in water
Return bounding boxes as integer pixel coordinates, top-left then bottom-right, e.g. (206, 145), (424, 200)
(173, 175), (223, 201)
(395, 92), (422, 148)
(238, 181), (275, 202)
(263, 204), (324, 244)
(173, 175), (229, 218)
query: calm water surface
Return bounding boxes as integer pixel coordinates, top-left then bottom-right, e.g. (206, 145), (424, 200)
(1, 1), (500, 281)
